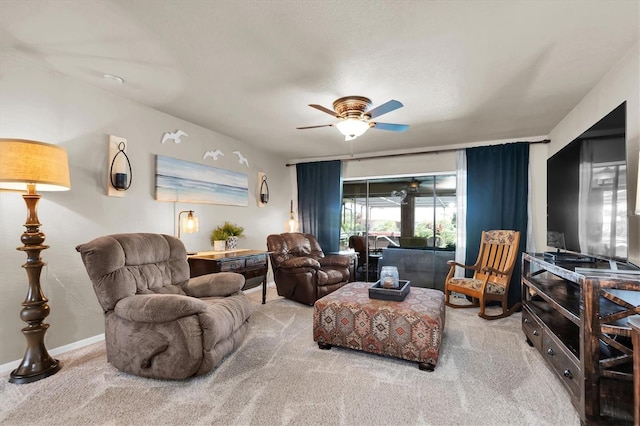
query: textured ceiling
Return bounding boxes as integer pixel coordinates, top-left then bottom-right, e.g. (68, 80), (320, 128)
(1, 0), (638, 162)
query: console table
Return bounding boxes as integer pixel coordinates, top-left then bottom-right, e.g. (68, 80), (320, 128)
(521, 253), (639, 424)
(188, 249), (269, 304)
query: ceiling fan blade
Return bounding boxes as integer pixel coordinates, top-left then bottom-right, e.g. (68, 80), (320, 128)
(296, 124), (334, 130)
(372, 122), (409, 132)
(366, 100), (403, 119)
(309, 104), (340, 117)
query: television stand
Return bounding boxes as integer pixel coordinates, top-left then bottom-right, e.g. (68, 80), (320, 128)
(522, 253), (639, 424)
(543, 251), (595, 263)
(575, 259), (640, 276)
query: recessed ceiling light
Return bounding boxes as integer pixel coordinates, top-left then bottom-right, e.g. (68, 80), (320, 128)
(103, 74), (124, 84)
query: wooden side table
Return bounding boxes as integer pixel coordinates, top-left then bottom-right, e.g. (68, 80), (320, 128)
(630, 316), (640, 426)
(188, 249), (269, 304)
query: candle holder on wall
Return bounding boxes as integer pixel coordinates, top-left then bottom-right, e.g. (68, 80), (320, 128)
(107, 135), (132, 196)
(257, 171), (269, 207)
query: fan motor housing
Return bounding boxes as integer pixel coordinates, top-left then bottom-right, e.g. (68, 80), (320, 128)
(333, 96), (372, 119)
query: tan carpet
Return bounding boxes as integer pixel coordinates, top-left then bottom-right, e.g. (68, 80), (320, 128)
(0, 286), (580, 425)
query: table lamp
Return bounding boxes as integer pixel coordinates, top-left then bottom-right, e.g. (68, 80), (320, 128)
(0, 139), (71, 384)
(178, 210), (198, 239)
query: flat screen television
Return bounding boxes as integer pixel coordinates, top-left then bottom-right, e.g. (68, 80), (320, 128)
(547, 102), (628, 263)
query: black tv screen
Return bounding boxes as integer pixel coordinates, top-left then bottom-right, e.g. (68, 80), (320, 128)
(547, 102), (627, 262)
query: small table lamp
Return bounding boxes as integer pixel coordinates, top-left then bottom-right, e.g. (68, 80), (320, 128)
(178, 210), (198, 239)
(0, 139), (71, 384)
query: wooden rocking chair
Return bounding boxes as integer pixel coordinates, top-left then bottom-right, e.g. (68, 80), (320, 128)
(444, 230), (521, 320)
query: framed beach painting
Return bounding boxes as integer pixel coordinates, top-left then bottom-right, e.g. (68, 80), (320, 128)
(155, 155), (248, 206)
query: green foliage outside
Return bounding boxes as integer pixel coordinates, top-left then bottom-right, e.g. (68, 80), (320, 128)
(341, 200), (456, 249)
(415, 219), (456, 248)
(371, 220), (398, 232)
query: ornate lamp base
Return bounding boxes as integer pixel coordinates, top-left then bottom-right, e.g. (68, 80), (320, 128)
(9, 320), (60, 383)
(8, 189), (61, 384)
(10, 353), (60, 384)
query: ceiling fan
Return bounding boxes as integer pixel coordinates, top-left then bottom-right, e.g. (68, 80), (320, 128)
(390, 178), (425, 203)
(406, 178), (421, 193)
(297, 96), (409, 141)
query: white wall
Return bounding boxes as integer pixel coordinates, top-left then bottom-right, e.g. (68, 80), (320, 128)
(0, 55), (292, 365)
(545, 42), (640, 266)
(528, 143), (548, 252)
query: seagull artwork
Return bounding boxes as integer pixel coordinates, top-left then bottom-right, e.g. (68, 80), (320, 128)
(161, 130), (188, 144)
(203, 149), (224, 161)
(232, 151), (249, 167)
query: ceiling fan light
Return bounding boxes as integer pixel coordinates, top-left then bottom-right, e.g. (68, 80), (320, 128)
(335, 119), (370, 141)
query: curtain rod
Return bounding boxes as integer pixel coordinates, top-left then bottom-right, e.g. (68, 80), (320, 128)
(285, 139), (550, 167)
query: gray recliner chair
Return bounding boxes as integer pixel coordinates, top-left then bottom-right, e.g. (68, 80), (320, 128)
(76, 233), (253, 380)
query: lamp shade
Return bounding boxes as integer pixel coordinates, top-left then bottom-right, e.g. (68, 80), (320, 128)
(335, 119), (370, 141)
(181, 211), (199, 234)
(178, 210), (198, 239)
(286, 200), (299, 232)
(0, 139), (71, 191)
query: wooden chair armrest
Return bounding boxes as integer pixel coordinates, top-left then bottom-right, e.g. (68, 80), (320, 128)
(481, 265), (510, 275)
(446, 260), (478, 270)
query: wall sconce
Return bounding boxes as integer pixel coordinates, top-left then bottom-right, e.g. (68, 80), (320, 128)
(257, 171), (269, 207)
(0, 138), (71, 383)
(178, 210), (199, 239)
(286, 200), (299, 232)
(259, 173), (269, 204)
(107, 135), (132, 197)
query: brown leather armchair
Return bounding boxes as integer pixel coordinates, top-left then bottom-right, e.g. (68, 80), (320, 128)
(267, 232), (354, 305)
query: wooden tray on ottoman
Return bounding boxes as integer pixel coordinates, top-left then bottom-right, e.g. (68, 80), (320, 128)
(369, 280), (410, 301)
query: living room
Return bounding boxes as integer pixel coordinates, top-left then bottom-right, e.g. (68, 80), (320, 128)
(1, 1), (639, 425)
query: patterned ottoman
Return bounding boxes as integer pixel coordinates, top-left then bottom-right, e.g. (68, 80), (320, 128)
(313, 281), (445, 371)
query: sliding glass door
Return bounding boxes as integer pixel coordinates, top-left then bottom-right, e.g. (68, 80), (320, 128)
(342, 174), (457, 281)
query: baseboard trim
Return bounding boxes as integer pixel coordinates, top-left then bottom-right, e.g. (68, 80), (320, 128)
(0, 333), (105, 375)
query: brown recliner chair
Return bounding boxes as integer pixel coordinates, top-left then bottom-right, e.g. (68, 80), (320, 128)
(76, 233), (253, 379)
(267, 232), (354, 305)
(348, 235), (368, 273)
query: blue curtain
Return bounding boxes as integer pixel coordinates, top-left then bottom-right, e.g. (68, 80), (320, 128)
(466, 143), (529, 308)
(296, 160), (343, 252)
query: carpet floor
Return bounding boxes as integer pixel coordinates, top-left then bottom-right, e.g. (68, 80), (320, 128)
(0, 285), (580, 425)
